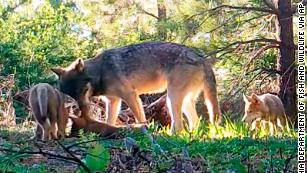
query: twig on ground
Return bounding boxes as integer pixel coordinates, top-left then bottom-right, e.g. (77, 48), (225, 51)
(56, 140), (92, 173)
(0, 142), (93, 173)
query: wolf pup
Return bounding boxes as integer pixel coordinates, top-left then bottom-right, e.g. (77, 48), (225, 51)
(28, 83), (69, 140)
(242, 93), (287, 134)
(51, 41), (221, 133)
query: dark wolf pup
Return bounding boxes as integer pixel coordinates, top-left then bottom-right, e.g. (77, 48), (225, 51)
(52, 41), (221, 133)
(28, 83), (69, 140)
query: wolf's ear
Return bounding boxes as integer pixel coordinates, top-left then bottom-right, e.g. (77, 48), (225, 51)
(51, 68), (65, 76)
(243, 94), (248, 102)
(251, 93), (260, 104)
(243, 94), (252, 103)
(74, 58), (84, 72)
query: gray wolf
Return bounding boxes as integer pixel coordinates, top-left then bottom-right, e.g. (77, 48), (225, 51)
(51, 41), (221, 133)
(242, 93), (288, 134)
(28, 83), (69, 140)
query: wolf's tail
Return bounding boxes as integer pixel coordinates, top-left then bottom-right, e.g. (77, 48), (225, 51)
(37, 87), (50, 128)
(202, 63), (222, 124)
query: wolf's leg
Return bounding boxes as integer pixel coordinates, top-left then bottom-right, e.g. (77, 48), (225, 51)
(202, 66), (221, 124)
(276, 117), (285, 131)
(250, 119), (260, 137)
(41, 123), (49, 140)
(122, 92), (146, 124)
(166, 88), (185, 133)
(33, 124), (42, 139)
(29, 96), (44, 140)
(203, 70), (221, 124)
(39, 115), (53, 140)
(182, 94), (199, 131)
(57, 105), (68, 139)
(50, 122), (58, 139)
(268, 121), (274, 135)
(105, 96), (122, 125)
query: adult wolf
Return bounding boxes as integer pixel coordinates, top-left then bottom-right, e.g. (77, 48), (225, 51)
(28, 83), (69, 140)
(52, 42), (221, 133)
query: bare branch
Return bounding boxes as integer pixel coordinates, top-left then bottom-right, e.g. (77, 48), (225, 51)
(218, 4), (278, 14)
(204, 38), (280, 58)
(262, 0), (278, 12)
(226, 70), (263, 100)
(187, 4), (276, 22)
(206, 12), (246, 33)
(139, 9), (159, 19)
(182, 10), (221, 43)
(244, 44), (279, 70)
(247, 67), (281, 75)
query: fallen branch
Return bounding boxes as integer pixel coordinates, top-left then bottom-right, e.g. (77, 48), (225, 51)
(56, 140), (92, 173)
(0, 145), (92, 173)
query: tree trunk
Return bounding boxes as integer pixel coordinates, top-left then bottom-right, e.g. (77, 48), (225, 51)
(274, 0), (297, 122)
(157, 0), (167, 40)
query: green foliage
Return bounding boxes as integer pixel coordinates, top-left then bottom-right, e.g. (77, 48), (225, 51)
(80, 143), (110, 173)
(1, 0), (287, 112)
(123, 119), (297, 172)
(0, 1), (97, 90)
(0, 125), (47, 173)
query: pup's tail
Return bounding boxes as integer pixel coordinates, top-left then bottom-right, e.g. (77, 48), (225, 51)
(202, 63), (222, 124)
(37, 87), (50, 128)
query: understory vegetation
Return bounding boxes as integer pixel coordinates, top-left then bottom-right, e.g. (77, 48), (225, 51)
(0, 119), (297, 172)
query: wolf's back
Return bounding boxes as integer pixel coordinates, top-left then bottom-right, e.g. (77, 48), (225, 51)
(262, 94), (286, 117)
(96, 42), (206, 73)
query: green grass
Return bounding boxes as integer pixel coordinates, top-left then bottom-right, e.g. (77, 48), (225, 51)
(0, 118), (298, 173)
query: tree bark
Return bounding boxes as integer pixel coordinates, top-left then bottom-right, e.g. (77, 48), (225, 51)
(274, 0), (297, 122)
(157, 0), (167, 40)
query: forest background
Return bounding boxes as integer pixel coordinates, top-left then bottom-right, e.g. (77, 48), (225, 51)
(0, 0), (304, 172)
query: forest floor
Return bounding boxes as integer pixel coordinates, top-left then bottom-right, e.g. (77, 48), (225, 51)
(0, 120), (298, 173)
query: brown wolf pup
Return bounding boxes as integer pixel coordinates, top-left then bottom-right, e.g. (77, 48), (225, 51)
(242, 93), (288, 134)
(28, 83), (69, 140)
(51, 42), (221, 133)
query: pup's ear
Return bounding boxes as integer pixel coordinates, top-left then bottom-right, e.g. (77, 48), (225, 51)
(74, 58), (84, 72)
(51, 68), (65, 76)
(251, 93), (260, 104)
